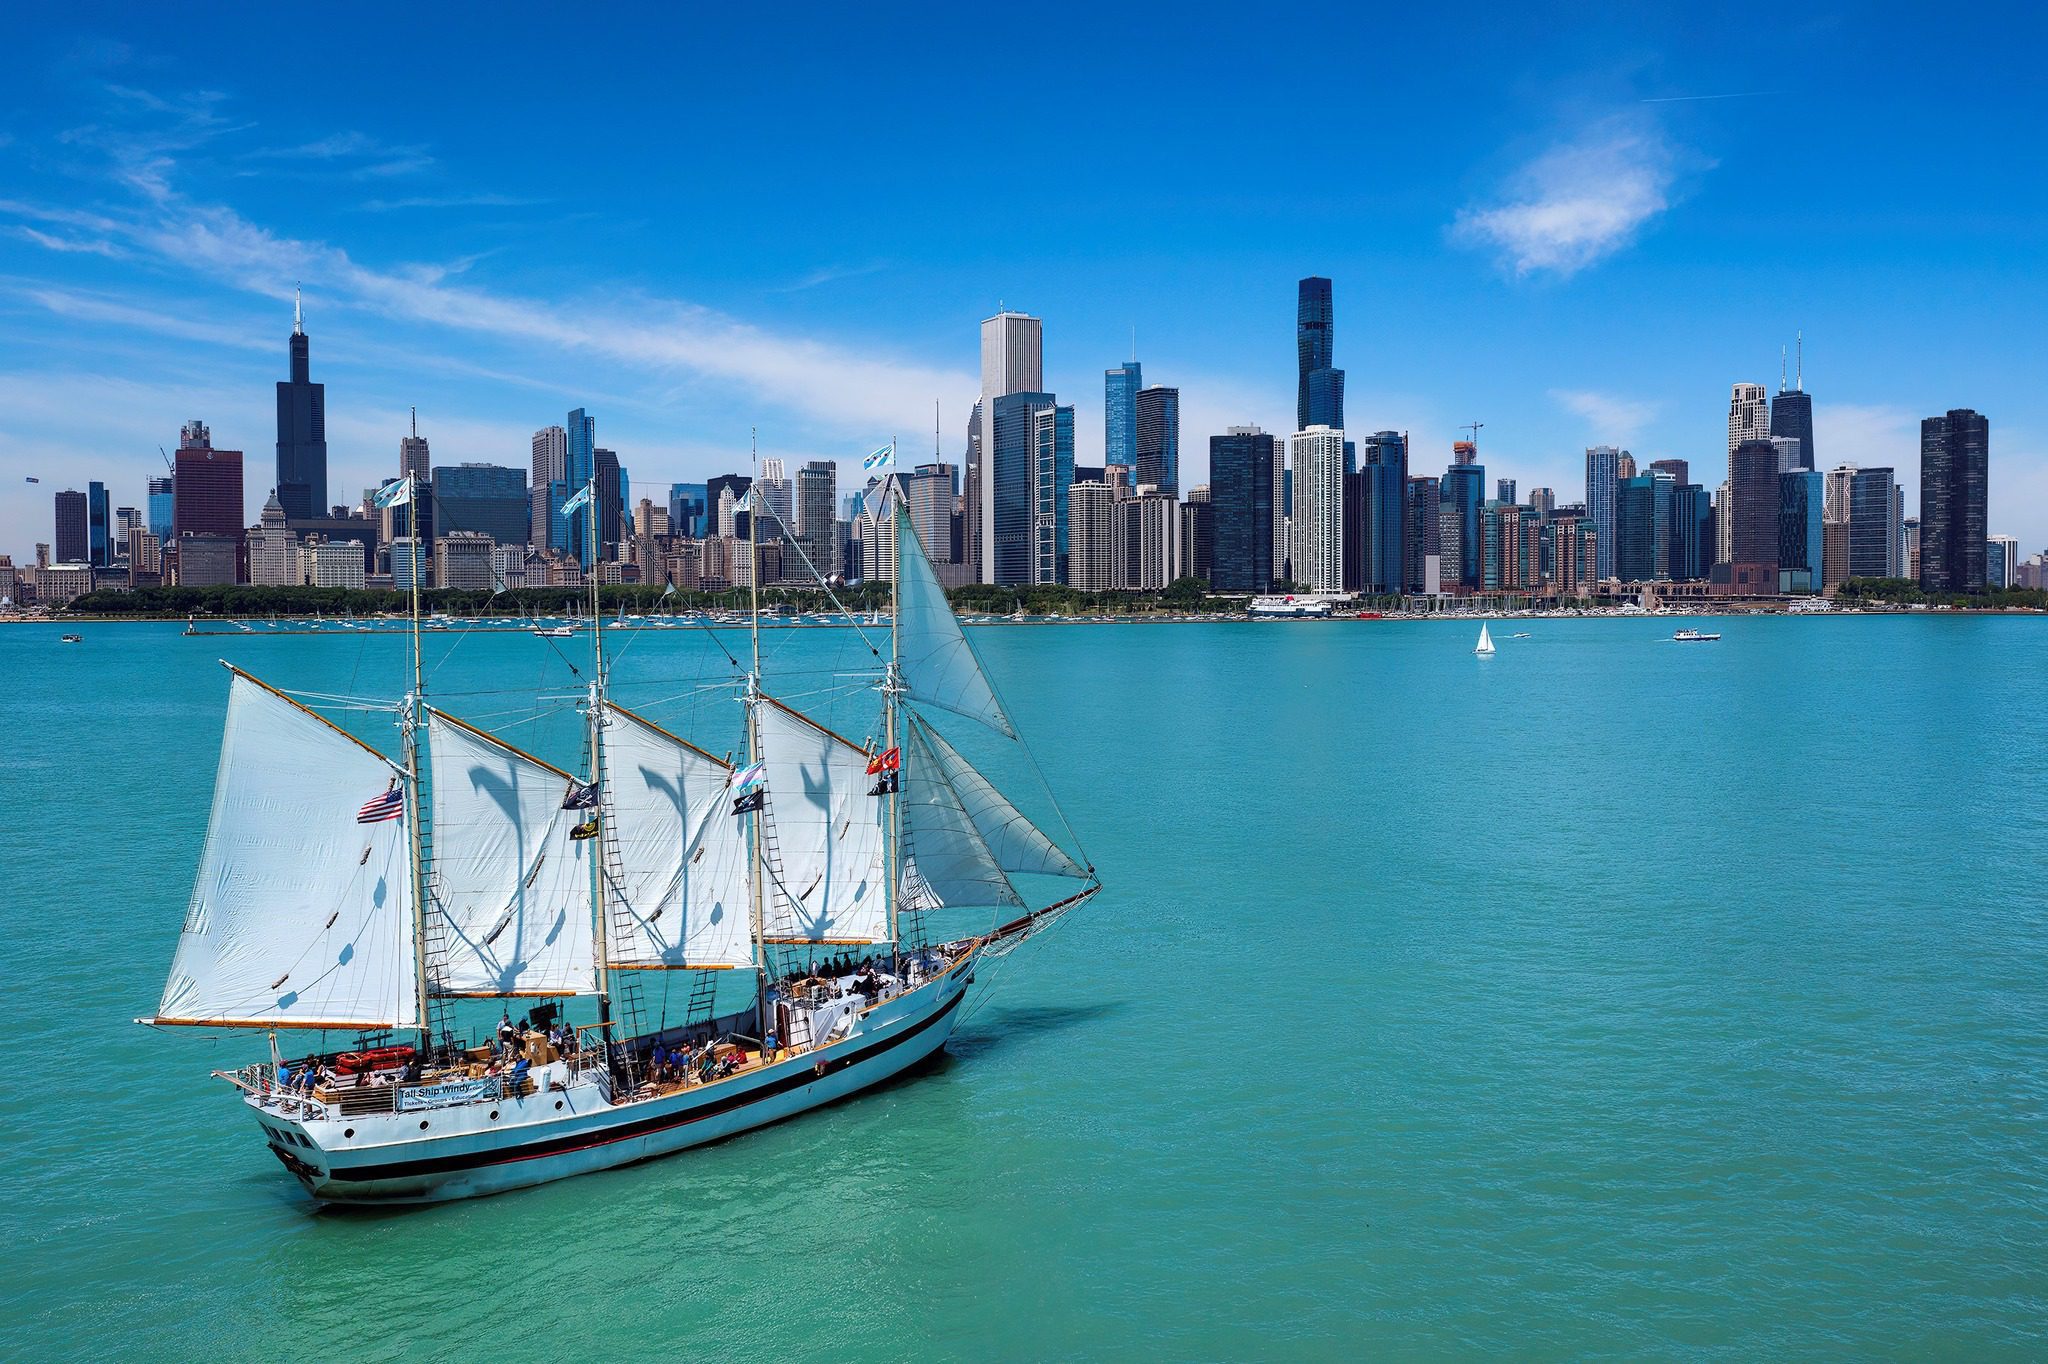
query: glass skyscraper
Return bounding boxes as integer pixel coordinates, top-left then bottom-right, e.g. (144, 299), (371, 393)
(434, 464), (529, 548)
(1104, 360), (1141, 470)
(1848, 467), (1898, 579)
(1584, 445), (1621, 581)
(1441, 460), (1485, 589)
(562, 407), (597, 565)
(1136, 386), (1179, 494)
(147, 475), (174, 544)
(1919, 410), (1988, 593)
(1209, 428), (1275, 592)
(669, 482), (709, 539)
(1777, 469), (1824, 592)
(1296, 277), (1344, 432)
(275, 300), (328, 520)
(990, 392), (1072, 586)
(1359, 431), (1407, 595)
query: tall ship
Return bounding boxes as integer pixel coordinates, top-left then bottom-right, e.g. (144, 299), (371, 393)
(140, 469), (1100, 1204)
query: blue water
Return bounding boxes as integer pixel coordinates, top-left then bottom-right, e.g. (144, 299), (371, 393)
(4, 615), (2046, 1359)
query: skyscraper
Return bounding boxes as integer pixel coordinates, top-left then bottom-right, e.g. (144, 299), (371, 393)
(1104, 359), (1141, 470)
(1721, 438), (1780, 593)
(988, 391), (1071, 586)
(593, 448), (623, 559)
(1771, 338), (1815, 470)
(1669, 484), (1714, 582)
(147, 476), (175, 544)
(531, 425), (567, 551)
(1496, 478), (1517, 505)
(1067, 479), (1118, 591)
(1136, 385), (1180, 494)
(1585, 445), (1621, 581)
(53, 489), (87, 563)
(1358, 431), (1407, 595)
(1209, 427), (1275, 593)
(433, 464), (528, 548)
(1442, 455), (1486, 589)
(275, 291), (328, 519)
(1919, 409), (1989, 593)
(1291, 426), (1345, 593)
(399, 414), (431, 484)
(1296, 277), (1343, 432)
(795, 460), (839, 577)
(1615, 475), (1665, 583)
(668, 482), (708, 540)
(1405, 475), (1441, 594)
(1778, 469), (1823, 593)
(1648, 458), (1690, 487)
(1728, 383), (1769, 455)
(902, 462), (958, 566)
(974, 311), (1044, 582)
(1848, 467), (1900, 579)
(87, 480), (110, 566)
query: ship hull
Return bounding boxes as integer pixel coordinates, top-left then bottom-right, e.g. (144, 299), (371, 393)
(257, 957), (973, 1205)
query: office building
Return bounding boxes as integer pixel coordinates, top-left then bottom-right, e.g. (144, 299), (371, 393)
(1105, 359), (1141, 470)
(435, 532), (497, 591)
(1405, 475), (1441, 594)
(301, 539), (363, 589)
(1615, 475), (1669, 583)
(1209, 427), (1276, 592)
(248, 492), (299, 586)
(1291, 426), (1345, 594)
(1179, 488), (1214, 585)
(1585, 445), (1622, 581)
(389, 537), (430, 590)
(1442, 455), (1486, 589)
(399, 414), (431, 486)
(1496, 478), (1517, 505)
(127, 528), (162, 583)
(593, 448), (623, 559)
(973, 311), (1044, 582)
(1988, 536), (2019, 589)
(1728, 382), (1769, 454)
(1778, 469), (1823, 594)
(53, 489), (87, 564)
(1067, 480), (1119, 591)
(1647, 459), (1690, 487)
(275, 293), (328, 519)
(1670, 484), (1713, 582)
(434, 463), (527, 548)
(1296, 278), (1344, 431)
(1136, 386), (1180, 495)
(1919, 409), (1989, 593)
(1716, 438), (1781, 594)
(1527, 487), (1556, 520)
(532, 425), (567, 551)
(794, 460), (839, 577)
(988, 390), (1071, 586)
(176, 534), (239, 587)
(1356, 431), (1407, 595)
(1848, 467), (1901, 579)
(1119, 488), (1177, 590)
(148, 476), (175, 543)
(173, 435), (245, 550)
(1771, 341), (1815, 469)
(668, 483), (708, 540)
(87, 481), (110, 566)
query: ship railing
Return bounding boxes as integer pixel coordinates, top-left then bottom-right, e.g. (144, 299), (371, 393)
(218, 1063), (337, 1122)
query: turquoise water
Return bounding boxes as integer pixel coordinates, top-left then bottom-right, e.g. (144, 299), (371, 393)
(4, 615), (2047, 1359)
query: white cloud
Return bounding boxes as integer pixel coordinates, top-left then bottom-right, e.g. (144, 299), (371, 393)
(1453, 120), (1698, 277)
(1550, 388), (1658, 441)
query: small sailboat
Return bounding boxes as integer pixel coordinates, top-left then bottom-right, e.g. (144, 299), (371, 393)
(1474, 623), (1496, 655)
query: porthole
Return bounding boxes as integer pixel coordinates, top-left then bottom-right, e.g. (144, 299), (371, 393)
(344, 1128), (355, 1138)
(554, 1100), (564, 1110)
(489, 1109), (500, 1120)
(419, 1120), (429, 1130)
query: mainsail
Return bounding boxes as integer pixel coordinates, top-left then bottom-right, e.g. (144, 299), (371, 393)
(425, 710), (595, 997)
(602, 703), (755, 969)
(155, 671), (420, 1029)
(895, 500), (1015, 738)
(756, 698), (888, 943)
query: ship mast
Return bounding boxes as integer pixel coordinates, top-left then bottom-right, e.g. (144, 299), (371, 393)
(745, 430), (770, 1046)
(403, 480), (433, 1057)
(586, 479), (615, 1048)
(885, 481), (902, 958)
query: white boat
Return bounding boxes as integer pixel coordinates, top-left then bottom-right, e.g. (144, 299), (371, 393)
(140, 474), (1099, 1205)
(1474, 623), (1495, 655)
(1673, 628), (1721, 642)
(531, 624), (576, 638)
(1247, 595), (1332, 619)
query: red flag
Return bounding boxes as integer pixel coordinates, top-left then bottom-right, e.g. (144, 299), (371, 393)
(865, 746), (900, 775)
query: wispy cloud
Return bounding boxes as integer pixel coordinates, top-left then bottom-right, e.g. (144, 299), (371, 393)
(246, 130), (434, 177)
(775, 261), (889, 293)
(355, 193), (545, 213)
(1453, 118), (1703, 277)
(14, 226), (124, 258)
(9, 284), (271, 352)
(1550, 388), (1658, 440)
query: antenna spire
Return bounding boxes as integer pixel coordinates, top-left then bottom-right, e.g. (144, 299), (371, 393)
(1781, 344), (1787, 392)
(410, 405), (417, 439)
(1796, 330), (1804, 392)
(292, 283), (303, 336)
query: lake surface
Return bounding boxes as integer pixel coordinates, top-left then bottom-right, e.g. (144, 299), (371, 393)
(4, 614), (2046, 1359)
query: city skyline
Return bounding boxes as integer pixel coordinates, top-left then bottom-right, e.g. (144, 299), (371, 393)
(2, 8), (2046, 559)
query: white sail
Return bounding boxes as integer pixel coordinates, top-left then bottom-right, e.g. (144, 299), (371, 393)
(912, 717), (1087, 880)
(756, 698), (888, 943)
(896, 499), (1016, 738)
(603, 704), (755, 970)
(156, 672), (419, 1029)
(1475, 624), (1495, 655)
(425, 711), (595, 996)
(899, 720), (1023, 911)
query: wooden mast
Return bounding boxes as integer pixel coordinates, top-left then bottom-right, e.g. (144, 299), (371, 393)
(745, 430), (771, 1048)
(586, 477), (615, 1047)
(402, 477), (433, 1057)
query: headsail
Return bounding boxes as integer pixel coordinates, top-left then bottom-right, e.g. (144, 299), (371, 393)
(154, 671), (419, 1029)
(898, 719), (1023, 911)
(755, 698), (887, 943)
(425, 710), (595, 996)
(602, 704), (754, 969)
(911, 716), (1087, 881)
(895, 498), (1016, 738)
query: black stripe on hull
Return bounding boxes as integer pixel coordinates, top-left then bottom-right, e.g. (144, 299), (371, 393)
(324, 986), (967, 1186)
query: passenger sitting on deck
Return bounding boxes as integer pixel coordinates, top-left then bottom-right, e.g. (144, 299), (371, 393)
(511, 1057), (531, 1087)
(852, 965), (881, 1000)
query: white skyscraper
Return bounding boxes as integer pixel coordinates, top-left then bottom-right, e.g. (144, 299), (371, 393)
(531, 424), (567, 550)
(973, 311), (1044, 583)
(1290, 426), (1345, 594)
(1728, 383), (1769, 454)
(1067, 479), (1118, 592)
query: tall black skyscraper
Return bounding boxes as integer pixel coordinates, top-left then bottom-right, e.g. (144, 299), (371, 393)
(1136, 386), (1179, 494)
(1208, 428), (1275, 592)
(275, 290), (328, 519)
(1919, 408), (1989, 593)
(1770, 337), (1814, 470)
(53, 488), (87, 563)
(1296, 277), (1344, 432)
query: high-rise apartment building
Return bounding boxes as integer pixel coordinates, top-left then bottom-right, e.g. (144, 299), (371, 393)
(903, 462), (958, 566)
(1179, 488), (1214, 586)
(1442, 455), (1486, 589)
(1987, 535), (2019, 589)
(1919, 409), (1989, 593)
(1848, 467), (1901, 579)
(1496, 478), (1517, 505)
(1118, 488), (1178, 590)
(1527, 486), (1556, 520)
(1067, 480), (1119, 591)
(1136, 386), (1180, 495)
(1209, 427), (1275, 593)
(1405, 475), (1441, 594)
(1669, 484), (1713, 582)
(1296, 278), (1344, 431)
(1585, 445), (1622, 581)
(531, 425), (567, 551)
(1104, 359), (1141, 470)
(1290, 426), (1345, 594)
(275, 292), (328, 519)
(1357, 431), (1407, 595)
(973, 312), (1044, 582)
(794, 460), (839, 577)
(1728, 383), (1769, 455)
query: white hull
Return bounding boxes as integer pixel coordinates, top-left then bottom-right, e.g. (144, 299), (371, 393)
(252, 958), (975, 1205)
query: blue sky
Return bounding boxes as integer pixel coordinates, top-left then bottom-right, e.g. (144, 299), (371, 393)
(3, 3), (2045, 557)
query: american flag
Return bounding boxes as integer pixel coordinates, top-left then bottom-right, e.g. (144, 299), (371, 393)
(357, 787), (404, 824)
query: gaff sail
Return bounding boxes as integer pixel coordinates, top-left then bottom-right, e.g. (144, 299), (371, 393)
(755, 698), (888, 944)
(602, 703), (755, 970)
(154, 670), (419, 1029)
(425, 710), (596, 997)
